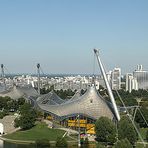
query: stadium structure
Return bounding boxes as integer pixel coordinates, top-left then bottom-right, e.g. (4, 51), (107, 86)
(0, 85), (39, 100)
(36, 49), (120, 134)
(0, 64), (39, 100)
(0, 49), (120, 134)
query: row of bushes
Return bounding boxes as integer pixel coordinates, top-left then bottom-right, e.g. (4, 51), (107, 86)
(35, 137), (68, 148)
(34, 136), (90, 148)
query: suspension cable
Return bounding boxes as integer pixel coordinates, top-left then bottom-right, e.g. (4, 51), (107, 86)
(115, 90), (146, 147)
(3, 66), (12, 77)
(40, 66), (46, 76)
(93, 51), (96, 76)
(138, 108), (148, 127)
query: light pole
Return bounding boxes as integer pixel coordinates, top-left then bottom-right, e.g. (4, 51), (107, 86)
(37, 63), (40, 95)
(78, 114), (81, 147)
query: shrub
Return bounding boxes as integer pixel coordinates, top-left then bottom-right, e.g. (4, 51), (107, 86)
(114, 138), (132, 148)
(35, 139), (50, 148)
(146, 130), (148, 142)
(96, 142), (106, 148)
(55, 137), (68, 147)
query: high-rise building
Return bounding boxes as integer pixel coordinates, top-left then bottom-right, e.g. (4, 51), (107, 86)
(111, 68), (121, 90)
(126, 73), (138, 93)
(106, 71), (112, 85)
(133, 65), (148, 89)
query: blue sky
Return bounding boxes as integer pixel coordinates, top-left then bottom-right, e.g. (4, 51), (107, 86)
(0, 0), (148, 74)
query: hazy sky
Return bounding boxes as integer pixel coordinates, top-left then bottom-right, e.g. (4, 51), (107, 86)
(0, 0), (148, 74)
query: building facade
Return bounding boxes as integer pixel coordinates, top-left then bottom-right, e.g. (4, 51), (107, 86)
(111, 68), (121, 90)
(133, 65), (148, 89)
(126, 73), (138, 93)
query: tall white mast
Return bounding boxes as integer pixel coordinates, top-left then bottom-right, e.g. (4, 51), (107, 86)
(94, 49), (120, 121)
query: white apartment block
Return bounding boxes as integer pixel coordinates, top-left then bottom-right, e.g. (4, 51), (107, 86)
(126, 73), (138, 93)
(111, 68), (121, 90)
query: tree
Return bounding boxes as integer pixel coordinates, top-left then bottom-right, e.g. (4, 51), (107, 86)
(7, 100), (19, 111)
(135, 107), (148, 128)
(0, 111), (6, 119)
(96, 143), (106, 148)
(0, 96), (11, 110)
(17, 97), (26, 106)
(95, 117), (116, 145)
(19, 103), (32, 114)
(55, 137), (68, 148)
(14, 103), (37, 130)
(114, 139), (132, 148)
(146, 130), (148, 142)
(118, 116), (138, 145)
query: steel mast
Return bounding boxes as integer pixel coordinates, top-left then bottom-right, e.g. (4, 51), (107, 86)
(94, 49), (120, 121)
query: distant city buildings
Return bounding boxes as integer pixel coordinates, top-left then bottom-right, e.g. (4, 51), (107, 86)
(125, 64), (148, 92)
(53, 75), (100, 90)
(0, 74), (100, 91)
(105, 68), (121, 90)
(1, 64), (148, 93)
(111, 68), (121, 90)
(133, 65), (148, 89)
(126, 73), (138, 93)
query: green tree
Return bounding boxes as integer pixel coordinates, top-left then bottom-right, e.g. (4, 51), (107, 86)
(118, 116), (137, 145)
(0, 112), (5, 119)
(17, 97), (26, 106)
(7, 100), (19, 111)
(114, 139), (132, 148)
(95, 117), (116, 145)
(55, 137), (68, 147)
(14, 103), (37, 130)
(146, 130), (148, 142)
(0, 96), (11, 110)
(135, 107), (148, 128)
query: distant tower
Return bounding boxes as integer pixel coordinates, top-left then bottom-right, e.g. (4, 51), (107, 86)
(1, 64), (6, 90)
(37, 63), (40, 94)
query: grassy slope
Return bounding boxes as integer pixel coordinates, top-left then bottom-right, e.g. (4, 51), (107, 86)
(3, 122), (65, 141)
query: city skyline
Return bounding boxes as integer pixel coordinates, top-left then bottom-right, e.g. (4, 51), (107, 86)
(0, 0), (148, 74)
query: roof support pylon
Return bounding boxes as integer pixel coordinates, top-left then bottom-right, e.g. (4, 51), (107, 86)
(94, 49), (120, 121)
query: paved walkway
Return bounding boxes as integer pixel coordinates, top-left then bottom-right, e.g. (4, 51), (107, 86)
(0, 136), (34, 144)
(137, 141), (148, 145)
(0, 115), (19, 134)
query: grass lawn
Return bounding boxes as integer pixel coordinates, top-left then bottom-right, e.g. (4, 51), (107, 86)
(3, 122), (65, 141)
